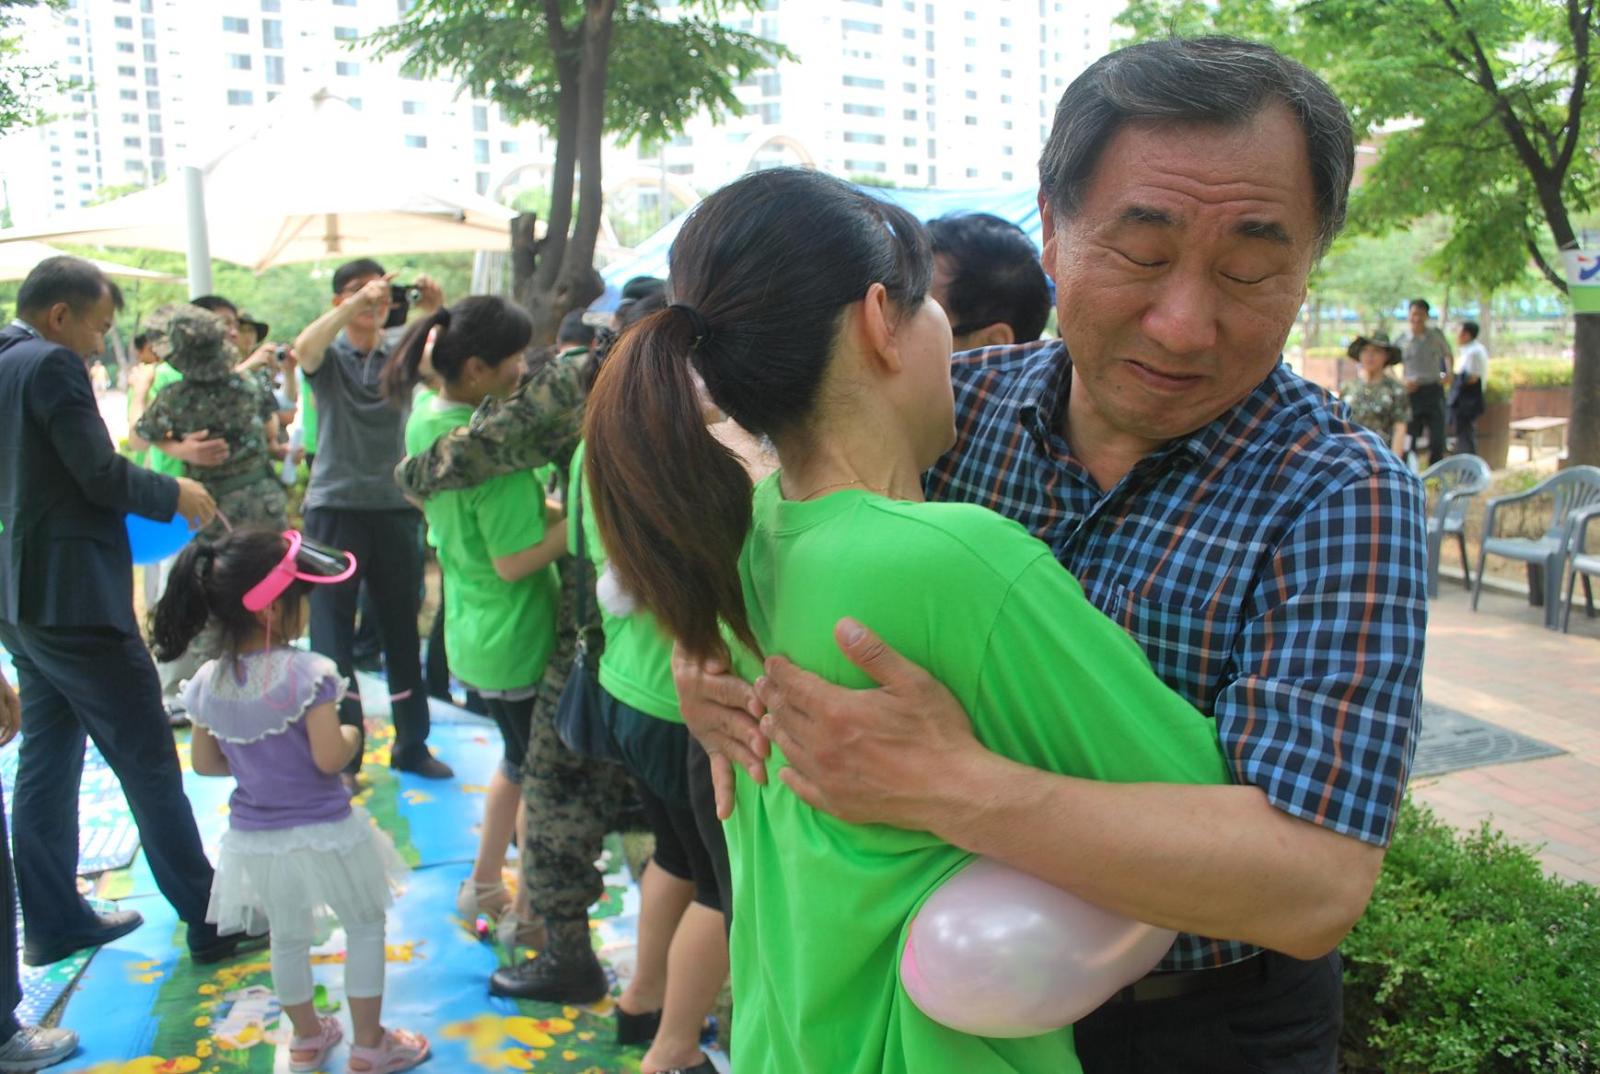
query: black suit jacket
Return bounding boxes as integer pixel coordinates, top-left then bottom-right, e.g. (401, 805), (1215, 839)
(0, 324), (178, 631)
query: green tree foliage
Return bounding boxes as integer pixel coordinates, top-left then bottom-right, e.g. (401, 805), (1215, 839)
(1120, 0), (1600, 465)
(367, 0), (787, 341)
(0, 1), (64, 139)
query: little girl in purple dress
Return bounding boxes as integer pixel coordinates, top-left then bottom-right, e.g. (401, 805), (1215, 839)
(151, 528), (427, 1074)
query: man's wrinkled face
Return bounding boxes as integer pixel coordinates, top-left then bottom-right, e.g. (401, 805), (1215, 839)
(1041, 104), (1318, 444)
(49, 290), (117, 360)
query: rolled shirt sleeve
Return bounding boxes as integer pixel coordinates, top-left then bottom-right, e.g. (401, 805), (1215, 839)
(1216, 458), (1427, 847)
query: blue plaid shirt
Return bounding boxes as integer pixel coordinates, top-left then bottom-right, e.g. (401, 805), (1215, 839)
(926, 340), (1426, 971)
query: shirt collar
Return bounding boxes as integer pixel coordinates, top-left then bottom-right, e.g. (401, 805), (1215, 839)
(8, 319), (40, 340)
(1014, 339), (1073, 444)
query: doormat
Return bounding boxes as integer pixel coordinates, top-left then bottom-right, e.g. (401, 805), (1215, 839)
(1411, 701), (1566, 778)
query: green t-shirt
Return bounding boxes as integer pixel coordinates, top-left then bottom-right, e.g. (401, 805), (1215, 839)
(567, 441), (681, 722)
(144, 362), (186, 477)
(727, 475), (1233, 1074)
(405, 394), (560, 692)
(299, 368), (318, 452)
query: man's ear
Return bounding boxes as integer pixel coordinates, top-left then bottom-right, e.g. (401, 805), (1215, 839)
(958, 322), (1016, 352)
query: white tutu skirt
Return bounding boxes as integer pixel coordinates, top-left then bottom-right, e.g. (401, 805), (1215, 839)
(207, 807), (410, 936)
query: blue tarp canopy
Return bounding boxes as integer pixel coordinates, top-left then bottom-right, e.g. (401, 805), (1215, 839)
(593, 182), (1041, 311)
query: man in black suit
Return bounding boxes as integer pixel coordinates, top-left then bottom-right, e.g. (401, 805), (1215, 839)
(0, 256), (255, 967)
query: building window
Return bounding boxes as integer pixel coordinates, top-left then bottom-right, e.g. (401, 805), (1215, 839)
(117, 41), (134, 53)
(333, 26), (358, 40)
(148, 114), (161, 132)
(904, 163), (918, 175)
(262, 19), (282, 48)
(966, 167), (979, 178)
(844, 159), (887, 174)
(843, 132), (885, 145)
(123, 135), (141, 147)
(144, 68), (159, 86)
(265, 55), (284, 84)
(223, 15), (249, 32)
(841, 19), (881, 33)
(842, 75), (884, 90)
(114, 15), (133, 28)
(347, 97), (362, 109)
(902, 135), (917, 147)
(404, 134), (427, 148)
(472, 104), (488, 131)
(117, 65), (136, 77)
(336, 61), (360, 75)
(120, 89), (138, 101)
(475, 171), (490, 195)
(143, 43), (156, 61)
(141, 16), (155, 36)
(401, 100), (424, 114)
(964, 115), (977, 125)
(499, 139), (518, 153)
(756, 102), (780, 124)
(227, 89), (254, 105)
(473, 138), (489, 163)
(228, 54), (252, 70)
(146, 90), (160, 108)
(262, 0), (281, 9)
(842, 103), (883, 117)
(334, 0), (357, 5)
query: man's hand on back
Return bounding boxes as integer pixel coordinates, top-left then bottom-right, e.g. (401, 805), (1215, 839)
(0, 670), (20, 747)
(162, 430), (230, 467)
(755, 617), (981, 830)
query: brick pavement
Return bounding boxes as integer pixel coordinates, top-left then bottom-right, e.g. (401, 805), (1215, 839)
(1412, 579), (1600, 885)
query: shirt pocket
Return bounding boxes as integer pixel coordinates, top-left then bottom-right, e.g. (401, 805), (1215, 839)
(1112, 586), (1235, 713)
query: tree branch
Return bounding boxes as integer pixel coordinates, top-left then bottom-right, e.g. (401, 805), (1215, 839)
(1556, 0), (1592, 178)
(1526, 229), (1570, 294)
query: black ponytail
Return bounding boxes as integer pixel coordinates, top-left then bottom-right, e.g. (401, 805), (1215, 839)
(382, 296), (534, 407)
(150, 541), (219, 662)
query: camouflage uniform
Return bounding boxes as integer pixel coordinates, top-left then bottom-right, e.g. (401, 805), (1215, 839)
(394, 348), (636, 930)
(135, 304), (287, 539)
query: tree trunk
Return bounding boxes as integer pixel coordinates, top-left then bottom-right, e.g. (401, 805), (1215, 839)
(1571, 313), (1600, 467)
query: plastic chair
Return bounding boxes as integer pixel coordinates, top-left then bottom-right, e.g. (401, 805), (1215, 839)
(1561, 502), (1600, 633)
(1419, 455), (1491, 598)
(1472, 465), (1600, 629)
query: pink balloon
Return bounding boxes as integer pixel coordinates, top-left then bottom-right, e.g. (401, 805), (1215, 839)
(900, 857), (1176, 1038)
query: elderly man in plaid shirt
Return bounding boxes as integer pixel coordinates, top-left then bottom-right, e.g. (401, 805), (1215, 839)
(676, 36), (1426, 1074)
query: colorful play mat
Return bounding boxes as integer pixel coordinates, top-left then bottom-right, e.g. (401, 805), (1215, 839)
(0, 664), (716, 1074)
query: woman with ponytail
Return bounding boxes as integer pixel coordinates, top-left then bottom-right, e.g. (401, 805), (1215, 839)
(583, 167), (1233, 1074)
(383, 296), (569, 934)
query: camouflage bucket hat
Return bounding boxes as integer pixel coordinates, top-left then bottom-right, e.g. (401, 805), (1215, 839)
(145, 303), (240, 382)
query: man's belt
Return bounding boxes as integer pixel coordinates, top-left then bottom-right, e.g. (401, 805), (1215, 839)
(1104, 952), (1267, 1005)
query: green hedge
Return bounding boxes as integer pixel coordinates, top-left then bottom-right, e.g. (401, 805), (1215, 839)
(1341, 800), (1600, 1073)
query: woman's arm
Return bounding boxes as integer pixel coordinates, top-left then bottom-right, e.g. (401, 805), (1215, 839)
(189, 725), (233, 777)
(304, 702), (361, 774)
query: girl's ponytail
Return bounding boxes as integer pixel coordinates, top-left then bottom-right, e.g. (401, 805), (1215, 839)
(381, 307), (452, 407)
(584, 306), (759, 661)
(150, 541), (218, 662)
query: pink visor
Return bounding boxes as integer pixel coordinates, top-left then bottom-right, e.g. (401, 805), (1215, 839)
(242, 530), (357, 612)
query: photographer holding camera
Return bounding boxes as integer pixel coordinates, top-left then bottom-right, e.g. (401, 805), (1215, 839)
(294, 259), (452, 784)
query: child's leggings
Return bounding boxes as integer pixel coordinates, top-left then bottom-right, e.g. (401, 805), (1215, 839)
(269, 894), (387, 1006)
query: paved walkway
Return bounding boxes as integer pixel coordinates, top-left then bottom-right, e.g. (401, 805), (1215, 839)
(1412, 577), (1600, 885)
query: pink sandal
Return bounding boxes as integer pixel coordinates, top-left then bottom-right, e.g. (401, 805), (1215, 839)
(348, 1027), (429, 1073)
(288, 1014), (343, 1073)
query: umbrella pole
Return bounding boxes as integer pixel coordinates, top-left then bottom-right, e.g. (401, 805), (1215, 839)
(183, 166), (213, 297)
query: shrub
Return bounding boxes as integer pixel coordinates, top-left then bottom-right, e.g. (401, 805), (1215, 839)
(1341, 800), (1600, 1073)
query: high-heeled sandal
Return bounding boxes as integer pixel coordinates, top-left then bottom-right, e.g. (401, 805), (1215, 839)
(494, 911), (548, 952)
(288, 1014), (343, 1073)
(455, 879), (511, 927)
(654, 1055), (716, 1074)
(615, 1005), (662, 1046)
(347, 1027), (429, 1073)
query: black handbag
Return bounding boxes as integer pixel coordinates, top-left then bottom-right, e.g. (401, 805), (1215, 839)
(553, 473), (620, 762)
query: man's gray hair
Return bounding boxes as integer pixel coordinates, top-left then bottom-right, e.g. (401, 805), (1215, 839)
(1039, 36), (1355, 257)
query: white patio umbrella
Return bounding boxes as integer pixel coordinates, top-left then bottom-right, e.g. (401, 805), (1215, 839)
(0, 89), (520, 290)
(0, 240), (182, 283)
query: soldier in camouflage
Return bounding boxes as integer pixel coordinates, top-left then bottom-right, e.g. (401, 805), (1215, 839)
(395, 347), (640, 1003)
(135, 304), (288, 539)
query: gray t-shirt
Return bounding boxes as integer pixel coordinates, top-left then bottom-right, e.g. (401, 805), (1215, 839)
(1399, 326), (1452, 387)
(303, 329), (411, 511)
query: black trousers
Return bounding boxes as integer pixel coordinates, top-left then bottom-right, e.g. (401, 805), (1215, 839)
(0, 784), (20, 1041)
(0, 620), (218, 950)
(303, 507), (431, 769)
(684, 736), (733, 931)
(1076, 950), (1343, 1073)
(1408, 382), (1448, 466)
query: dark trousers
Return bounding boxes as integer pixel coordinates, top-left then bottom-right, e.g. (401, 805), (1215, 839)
(1076, 950), (1343, 1074)
(684, 736), (733, 932)
(0, 620), (217, 949)
(0, 785), (20, 1041)
(303, 507), (431, 769)
(1408, 382), (1448, 466)
(1453, 411), (1479, 456)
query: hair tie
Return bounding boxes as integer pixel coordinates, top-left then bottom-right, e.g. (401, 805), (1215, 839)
(669, 304), (711, 350)
(436, 308), (452, 328)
